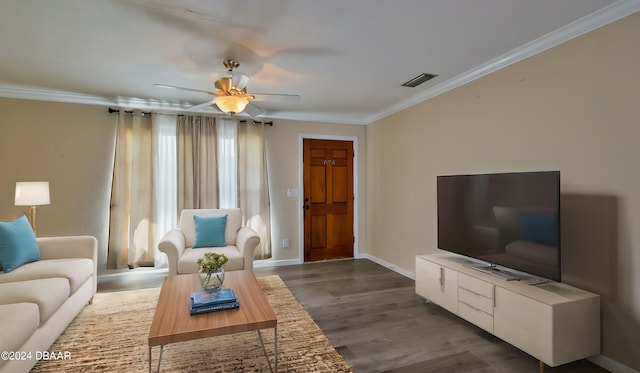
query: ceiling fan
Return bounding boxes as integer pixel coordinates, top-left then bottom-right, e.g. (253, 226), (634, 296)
(155, 59), (300, 116)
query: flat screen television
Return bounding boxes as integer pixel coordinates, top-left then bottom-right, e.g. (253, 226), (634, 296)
(437, 171), (561, 282)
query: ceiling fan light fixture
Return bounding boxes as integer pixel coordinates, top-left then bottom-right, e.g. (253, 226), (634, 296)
(214, 95), (250, 114)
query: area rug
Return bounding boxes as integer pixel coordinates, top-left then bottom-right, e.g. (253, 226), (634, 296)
(32, 275), (352, 372)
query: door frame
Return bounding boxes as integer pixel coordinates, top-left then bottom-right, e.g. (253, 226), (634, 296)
(298, 134), (359, 263)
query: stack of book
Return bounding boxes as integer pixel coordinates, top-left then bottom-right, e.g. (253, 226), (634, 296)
(189, 288), (239, 315)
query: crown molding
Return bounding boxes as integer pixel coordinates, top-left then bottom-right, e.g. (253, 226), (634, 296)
(0, 84), (200, 112)
(260, 111), (367, 125)
(364, 0), (640, 125)
(0, 84), (114, 106)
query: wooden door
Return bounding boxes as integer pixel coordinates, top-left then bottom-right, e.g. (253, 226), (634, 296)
(303, 139), (354, 261)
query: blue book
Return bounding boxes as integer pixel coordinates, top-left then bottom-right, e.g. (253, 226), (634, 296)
(190, 299), (240, 315)
(190, 288), (237, 308)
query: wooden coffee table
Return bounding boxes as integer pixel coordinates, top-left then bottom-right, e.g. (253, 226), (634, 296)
(148, 270), (278, 372)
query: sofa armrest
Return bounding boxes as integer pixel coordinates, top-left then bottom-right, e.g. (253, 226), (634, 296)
(158, 229), (186, 276)
(236, 227), (260, 271)
(37, 235), (97, 262)
(37, 235), (98, 295)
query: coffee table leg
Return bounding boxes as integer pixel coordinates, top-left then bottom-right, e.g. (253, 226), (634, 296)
(157, 345), (164, 373)
(257, 329), (277, 373)
(149, 345), (164, 373)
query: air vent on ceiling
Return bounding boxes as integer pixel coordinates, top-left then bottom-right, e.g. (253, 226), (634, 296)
(401, 73), (437, 87)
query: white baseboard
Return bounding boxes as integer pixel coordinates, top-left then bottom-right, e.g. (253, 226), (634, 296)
(253, 258), (302, 268)
(254, 254), (417, 281)
(589, 355), (639, 373)
(362, 254), (415, 280)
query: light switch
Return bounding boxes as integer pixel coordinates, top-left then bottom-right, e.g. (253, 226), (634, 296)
(287, 188), (298, 197)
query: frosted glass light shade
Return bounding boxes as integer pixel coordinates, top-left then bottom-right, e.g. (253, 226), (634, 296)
(15, 182), (50, 206)
(214, 96), (249, 114)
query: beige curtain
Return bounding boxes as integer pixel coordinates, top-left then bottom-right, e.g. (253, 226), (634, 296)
(108, 111), (156, 269)
(239, 121), (272, 260)
(177, 115), (218, 211)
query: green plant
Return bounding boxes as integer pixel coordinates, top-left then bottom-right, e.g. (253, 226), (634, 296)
(197, 252), (229, 273)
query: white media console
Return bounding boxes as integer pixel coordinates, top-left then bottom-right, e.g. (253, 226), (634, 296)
(415, 253), (600, 369)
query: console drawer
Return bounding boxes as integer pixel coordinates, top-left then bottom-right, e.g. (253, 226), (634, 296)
(459, 273), (493, 299)
(459, 301), (494, 333)
(459, 287), (493, 315)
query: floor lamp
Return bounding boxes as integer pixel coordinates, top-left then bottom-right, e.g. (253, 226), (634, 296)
(15, 181), (50, 236)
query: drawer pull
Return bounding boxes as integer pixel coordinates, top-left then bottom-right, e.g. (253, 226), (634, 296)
(462, 288), (481, 296)
(460, 301), (481, 312)
(492, 285), (496, 308)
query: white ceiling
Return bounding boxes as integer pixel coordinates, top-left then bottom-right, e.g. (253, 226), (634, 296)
(0, 0), (638, 125)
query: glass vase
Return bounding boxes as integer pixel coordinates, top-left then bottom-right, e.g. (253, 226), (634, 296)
(199, 267), (225, 292)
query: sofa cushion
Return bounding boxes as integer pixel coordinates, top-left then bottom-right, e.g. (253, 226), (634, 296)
(0, 303), (39, 355)
(0, 215), (41, 273)
(179, 209), (241, 248)
(178, 246), (244, 274)
(0, 258), (92, 294)
(0, 278), (69, 323)
(193, 214), (227, 248)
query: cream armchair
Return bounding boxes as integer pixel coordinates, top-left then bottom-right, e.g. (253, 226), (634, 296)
(158, 209), (260, 276)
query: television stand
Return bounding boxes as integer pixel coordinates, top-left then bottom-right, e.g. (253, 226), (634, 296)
(463, 263), (520, 281)
(415, 253), (600, 368)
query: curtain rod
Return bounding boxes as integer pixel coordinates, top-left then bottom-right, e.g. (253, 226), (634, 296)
(108, 107), (151, 116)
(108, 108), (253, 121)
(239, 120), (273, 126)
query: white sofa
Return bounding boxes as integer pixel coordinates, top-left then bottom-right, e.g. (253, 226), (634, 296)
(0, 236), (97, 373)
(158, 209), (260, 276)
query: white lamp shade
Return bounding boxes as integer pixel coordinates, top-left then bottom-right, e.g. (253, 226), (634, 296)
(15, 182), (50, 206)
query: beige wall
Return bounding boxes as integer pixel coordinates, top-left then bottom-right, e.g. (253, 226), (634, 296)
(266, 119), (367, 261)
(0, 98), (116, 272)
(366, 13), (640, 369)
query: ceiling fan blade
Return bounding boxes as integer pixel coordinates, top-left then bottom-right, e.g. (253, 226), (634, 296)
(232, 72), (250, 90)
(252, 93), (301, 102)
(244, 102), (264, 117)
(154, 83), (215, 95)
(188, 100), (216, 111)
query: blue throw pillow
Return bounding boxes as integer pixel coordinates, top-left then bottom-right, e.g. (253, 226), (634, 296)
(193, 214), (227, 248)
(0, 215), (41, 273)
(519, 211), (559, 247)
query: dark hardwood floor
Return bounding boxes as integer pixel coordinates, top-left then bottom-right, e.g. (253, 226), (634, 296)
(97, 259), (608, 373)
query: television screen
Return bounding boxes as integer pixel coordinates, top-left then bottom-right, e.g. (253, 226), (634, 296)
(437, 171), (560, 281)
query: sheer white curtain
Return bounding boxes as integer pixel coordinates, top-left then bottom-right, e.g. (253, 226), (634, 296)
(217, 118), (238, 209)
(239, 121), (271, 260)
(152, 113), (176, 268)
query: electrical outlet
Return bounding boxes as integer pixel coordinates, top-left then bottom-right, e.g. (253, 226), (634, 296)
(283, 238), (290, 248)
